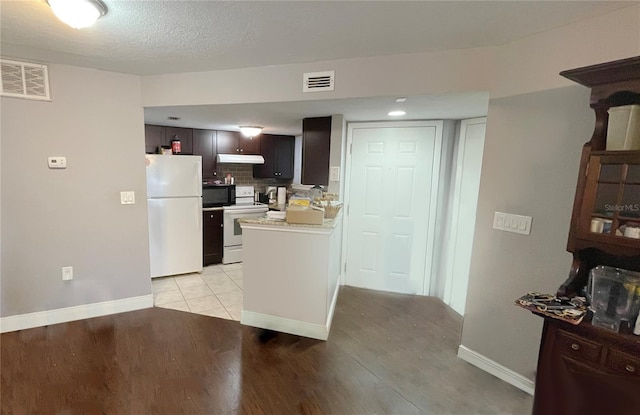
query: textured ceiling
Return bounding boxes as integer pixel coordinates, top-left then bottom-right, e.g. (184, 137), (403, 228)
(1, 1), (634, 135)
(1, 1), (634, 76)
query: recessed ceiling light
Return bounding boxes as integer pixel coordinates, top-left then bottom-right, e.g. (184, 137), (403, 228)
(388, 110), (406, 116)
(395, 97), (407, 103)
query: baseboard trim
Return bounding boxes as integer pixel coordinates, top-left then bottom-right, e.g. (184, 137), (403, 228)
(241, 310), (330, 340)
(457, 345), (535, 395)
(325, 279), (340, 334)
(0, 294), (154, 333)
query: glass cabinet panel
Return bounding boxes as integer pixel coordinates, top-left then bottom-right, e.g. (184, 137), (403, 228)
(584, 156), (640, 242)
(593, 183), (619, 217)
(599, 164), (623, 182)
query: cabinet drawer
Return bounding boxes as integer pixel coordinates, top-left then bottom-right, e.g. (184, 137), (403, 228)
(606, 348), (640, 377)
(557, 329), (603, 363)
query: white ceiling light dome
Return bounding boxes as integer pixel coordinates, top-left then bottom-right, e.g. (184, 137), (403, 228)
(239, 126), (263, 138)
(47, 0), (108, 29)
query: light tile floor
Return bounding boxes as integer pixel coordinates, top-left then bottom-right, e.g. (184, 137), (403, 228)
(152, 263), (243, 321)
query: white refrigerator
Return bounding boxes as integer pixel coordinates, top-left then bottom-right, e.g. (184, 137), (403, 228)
(146, 155), (203, 278)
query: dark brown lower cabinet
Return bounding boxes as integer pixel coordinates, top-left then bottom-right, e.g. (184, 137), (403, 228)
(203, 210), (223, 265)
(533, 318), (640, 415)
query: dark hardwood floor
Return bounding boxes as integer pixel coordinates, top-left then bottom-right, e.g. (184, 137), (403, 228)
(1, 286), (532, 414)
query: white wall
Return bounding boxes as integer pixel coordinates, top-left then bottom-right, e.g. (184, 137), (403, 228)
(1, 64), (151, 317)
(141, 47), (495, 107)
(461, 86), (594, 379)
(327, 114), (345, 195)
(491, 5), (640, 99)
(459, 4), (639, 385)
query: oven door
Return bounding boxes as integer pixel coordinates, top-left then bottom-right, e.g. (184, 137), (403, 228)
(223, 209), (266, 247)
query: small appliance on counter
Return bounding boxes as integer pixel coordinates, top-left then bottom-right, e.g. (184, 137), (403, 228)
(310, 184), (324, 201)
(266, 186), (277, 204)
(588, 265), (640, 333)
(202, 183), (235, 207)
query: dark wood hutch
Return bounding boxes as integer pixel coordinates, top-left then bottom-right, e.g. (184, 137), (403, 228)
(532, 57), (640, 415)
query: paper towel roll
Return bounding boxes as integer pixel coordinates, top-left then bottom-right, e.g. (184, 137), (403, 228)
(277, 187), (286, 205)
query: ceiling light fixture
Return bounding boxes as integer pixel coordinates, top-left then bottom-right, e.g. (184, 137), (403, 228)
(388, 110), (406, 116)
(47, 0), (108, 29)
(239, 126), (263, 138)
(395, 97), (407, 103)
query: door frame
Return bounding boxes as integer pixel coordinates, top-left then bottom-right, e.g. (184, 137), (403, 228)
(442, 117), (486, 312)
(341, 120), (444, 295)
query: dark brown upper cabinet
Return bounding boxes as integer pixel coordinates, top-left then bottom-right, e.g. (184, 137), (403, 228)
(302, 116), (331, 185)
(254, 134), (295, 179)
(193, 129), (218, 179)
(165, 127), (193, 155)
(216, 130), (261, 155)
(144, 124), (167, 154)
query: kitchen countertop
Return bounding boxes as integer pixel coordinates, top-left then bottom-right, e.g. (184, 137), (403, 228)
(202, 207), (225, 211)
(239, 213), (341, 230)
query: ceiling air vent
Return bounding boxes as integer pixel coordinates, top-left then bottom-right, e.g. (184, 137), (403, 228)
(303, 71), (335, 93)
(1, 58), (51, 101)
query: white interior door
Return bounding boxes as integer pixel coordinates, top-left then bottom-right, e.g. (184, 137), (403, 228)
(345, 121), (442, 294)
(443, 118), (486, 314)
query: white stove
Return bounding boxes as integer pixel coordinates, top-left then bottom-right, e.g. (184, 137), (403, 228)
(222, 186), (268, 264)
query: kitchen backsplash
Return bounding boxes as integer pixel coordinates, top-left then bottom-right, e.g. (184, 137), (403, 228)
(217, 163), (292, 192)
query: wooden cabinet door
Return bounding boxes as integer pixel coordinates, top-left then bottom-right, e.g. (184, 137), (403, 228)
(302, 116), (331, 185)
(144, 124), (166, 154)
(166, 127), (193, 154)
(253, 134), (276, 178)
(253, 134), (294, 179)
(240, 135), (261, 154)
(533, 320), (640, 415)
(216, 130), (261, 154)
(193, 129), (217, 179)
(275, 135), (295, 179)
(203, 210), (223, 265)
(576, 154), (640, 253)
(216, 130), (240, 154)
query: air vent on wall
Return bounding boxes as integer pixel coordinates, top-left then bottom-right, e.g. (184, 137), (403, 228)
(303, 71), (335, 92)
(1, 58), (51, 101)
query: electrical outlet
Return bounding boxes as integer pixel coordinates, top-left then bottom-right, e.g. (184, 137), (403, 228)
(493, 212), (532, 235)
(62, 266), (73, 281)
(120, 191), (135, 205)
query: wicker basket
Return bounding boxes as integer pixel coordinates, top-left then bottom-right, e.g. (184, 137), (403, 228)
(324, 203), (342, 219)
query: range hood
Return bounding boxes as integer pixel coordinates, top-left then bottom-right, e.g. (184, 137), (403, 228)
(216, 154), (265, 164)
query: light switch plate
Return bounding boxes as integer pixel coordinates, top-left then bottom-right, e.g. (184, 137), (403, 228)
(493, 212), (532, 235)
(329, 166), (340, 181)
(120, 191), (135, 205)
(48, 156), (67, 169)
(62, 266), (73, 281)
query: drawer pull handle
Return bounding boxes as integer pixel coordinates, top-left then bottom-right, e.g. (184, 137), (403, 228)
(570, 343), (580, 351)
(626, 364), (636, 373)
